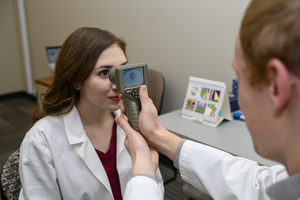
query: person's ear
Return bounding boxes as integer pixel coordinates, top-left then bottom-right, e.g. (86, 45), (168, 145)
(73, 84), (81, 90)
(267, 58), (290, 111)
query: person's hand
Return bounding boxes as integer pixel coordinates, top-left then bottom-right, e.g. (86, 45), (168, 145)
(137, 86), (164, 146)
(118, 85), (164, 148)
(115, 115), (158, 178)
(118, 85), (182, 160)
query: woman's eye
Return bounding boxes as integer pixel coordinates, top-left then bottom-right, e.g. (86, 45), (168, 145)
(99, 70), (109, 77)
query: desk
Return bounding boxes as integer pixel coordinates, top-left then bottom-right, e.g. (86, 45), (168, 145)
(35, 77), (54, 110)
(158, 109), (279, 166)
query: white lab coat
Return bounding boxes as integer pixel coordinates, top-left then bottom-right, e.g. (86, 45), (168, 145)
(124, 140), (288, 200)
(18, 107), (164, 200)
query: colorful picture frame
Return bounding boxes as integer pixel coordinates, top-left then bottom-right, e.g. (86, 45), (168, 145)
(182, 76), (232, 127)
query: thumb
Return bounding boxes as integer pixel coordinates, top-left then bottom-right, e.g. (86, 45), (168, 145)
(115, 116), (134, 135)
(139, 85), (149, 103)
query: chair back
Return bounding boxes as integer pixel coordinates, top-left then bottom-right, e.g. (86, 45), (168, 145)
(147, 69), (165, 115)
(0, 149), (22, 200)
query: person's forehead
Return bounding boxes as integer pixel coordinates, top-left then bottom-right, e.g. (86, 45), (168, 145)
(233, 34), (247, 70)
(235, 34), (242, 55)
(231, 36), (240, 69)
(93, 45), (127, 69)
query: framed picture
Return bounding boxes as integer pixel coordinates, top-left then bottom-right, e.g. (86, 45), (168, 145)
(181, 76), (232, 127)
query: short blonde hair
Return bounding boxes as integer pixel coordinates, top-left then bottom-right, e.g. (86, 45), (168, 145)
(240, 0), (300, 86)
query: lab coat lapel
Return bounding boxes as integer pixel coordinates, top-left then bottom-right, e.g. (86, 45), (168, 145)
(64, 107), (113, 198)
(116, 124), (126, 157)
(113, 110), (131, 195)
(113, 110), (126, 158)
(77, 139), (113, 197)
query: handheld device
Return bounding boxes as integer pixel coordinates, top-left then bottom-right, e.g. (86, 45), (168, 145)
(109, 63), (148, 132)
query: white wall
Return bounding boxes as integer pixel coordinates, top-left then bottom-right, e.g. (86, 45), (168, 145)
(0, 1), (25, 95)
(2, 0), (250, 113)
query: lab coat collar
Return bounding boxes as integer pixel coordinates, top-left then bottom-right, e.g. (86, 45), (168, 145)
(63, 106), (85, 145)
(63, 107), (124, 146)
(63, 107), (126, 158)
(63, 107), (126, 198)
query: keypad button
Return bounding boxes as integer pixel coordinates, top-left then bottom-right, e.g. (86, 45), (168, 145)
(130, 87), (140, 99)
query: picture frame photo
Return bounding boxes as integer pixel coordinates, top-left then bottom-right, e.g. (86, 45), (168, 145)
(181, 76), (232, 127)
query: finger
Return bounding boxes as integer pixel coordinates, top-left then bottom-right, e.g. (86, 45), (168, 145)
(119, 99), (125, 113)
(139, 85), (150, 103)
(124, 134), (131, 151)
(150, 151), (159, 165)
(115, 116), (136, 136)
(149, 147), (159, 169)
(139, 85), (157, 115)
(118, 99), (128, 121)
(117, 113), (128, 122)
(139, 85), (155, 113)
(149, 146), (158, 151)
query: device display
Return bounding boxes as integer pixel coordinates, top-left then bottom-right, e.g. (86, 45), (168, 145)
(109, 63), (148, 132)
(123, 68), (144, 88)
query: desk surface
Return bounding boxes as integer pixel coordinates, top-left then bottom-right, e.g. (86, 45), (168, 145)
(158, 109), (279, 166)
(35, 77), (54, 87)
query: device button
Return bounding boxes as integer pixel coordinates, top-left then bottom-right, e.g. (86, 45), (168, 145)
(125, 89), (132, 94)
(131, 89), (140, 99)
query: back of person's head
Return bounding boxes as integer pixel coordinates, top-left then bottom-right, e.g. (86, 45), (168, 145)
(30, 27), (127, 127)
(240, 0), (300, 86)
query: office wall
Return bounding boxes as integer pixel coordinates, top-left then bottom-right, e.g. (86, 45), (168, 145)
(0, 1), (25, 95)
(3, 0), (250, 113)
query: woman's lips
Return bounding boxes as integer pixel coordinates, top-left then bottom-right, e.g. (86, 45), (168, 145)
(108, 96), (121, 102)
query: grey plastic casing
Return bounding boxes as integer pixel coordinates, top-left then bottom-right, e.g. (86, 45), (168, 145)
(109, 63), (148, 132)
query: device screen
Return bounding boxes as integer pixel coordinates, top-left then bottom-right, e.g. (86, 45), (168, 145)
(123, 67), (144, 88)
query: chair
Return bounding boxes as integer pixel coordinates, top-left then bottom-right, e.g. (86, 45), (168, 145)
(147, 69), (177, 185)
(147, 69), (165, 115)
(182, 183), (213, 200)
(0, 149), (22, 200)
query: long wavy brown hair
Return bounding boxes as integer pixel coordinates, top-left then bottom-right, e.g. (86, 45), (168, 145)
(30, 27), (127, 129)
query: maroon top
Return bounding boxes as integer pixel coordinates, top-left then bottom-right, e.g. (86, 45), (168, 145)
(95, 122), (122, 200)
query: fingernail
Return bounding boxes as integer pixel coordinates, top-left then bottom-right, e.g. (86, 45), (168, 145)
(141, 85), (147, 91)
(115, 117), (120, 123)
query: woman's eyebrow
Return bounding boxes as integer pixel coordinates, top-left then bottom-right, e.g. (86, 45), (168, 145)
(94, 65), (112, 71)
(94, 61), (128, 71)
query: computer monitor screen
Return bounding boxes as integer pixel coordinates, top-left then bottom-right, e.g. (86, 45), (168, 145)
(46, 46), (62, 63)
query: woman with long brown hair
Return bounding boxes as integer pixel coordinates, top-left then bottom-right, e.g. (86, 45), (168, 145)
(18, 27), (164, 200)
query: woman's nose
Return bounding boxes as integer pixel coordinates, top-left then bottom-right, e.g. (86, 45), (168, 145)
(111, 83), (117, 90)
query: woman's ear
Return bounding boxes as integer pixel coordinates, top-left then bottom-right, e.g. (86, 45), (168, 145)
(73, 84), (81, 90)
(267, 58), (290, 111)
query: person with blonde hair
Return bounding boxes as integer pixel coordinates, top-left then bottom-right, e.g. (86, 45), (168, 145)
(117, 0), (300, 199)
(18, 27), (164, 200)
